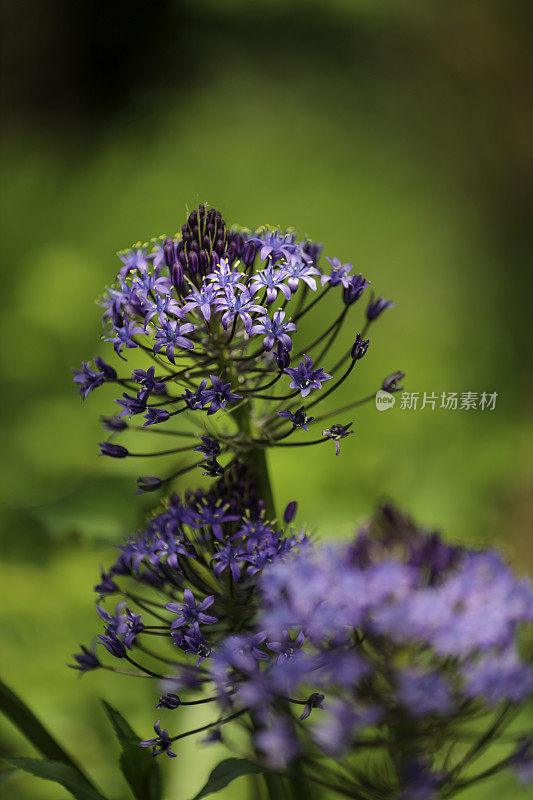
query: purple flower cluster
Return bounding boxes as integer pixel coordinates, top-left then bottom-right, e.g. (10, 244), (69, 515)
(72, 205), (397, 490)
(73, 480), (532, 800)
(73, 464), (307, 675)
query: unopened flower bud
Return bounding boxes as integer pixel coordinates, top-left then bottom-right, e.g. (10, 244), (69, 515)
(98, 442), (128, 458)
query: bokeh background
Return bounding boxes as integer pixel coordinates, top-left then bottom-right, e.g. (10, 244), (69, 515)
(1, 1), (532, 798)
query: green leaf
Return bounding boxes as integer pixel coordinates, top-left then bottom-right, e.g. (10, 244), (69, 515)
(101, 700), (161, 800)
(191, 758), (267, 800)
(2, 758), (107, 800)
(0, 676), (97, 790)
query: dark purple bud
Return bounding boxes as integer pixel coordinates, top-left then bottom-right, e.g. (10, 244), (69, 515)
(192, 225), (199, 240)
(382, 371), (405, 393)
(202, 235), (210, 251)
(233, 233), (244, 257)
(274, 344), (291, 370)
(283, 501), (297, 523)
(199, 250), (209, 272)
(181, 223), (189, 237)
(100, 415), (128, 432)
(351, 334), (370, 361)
(188, 210), (198, 227)
(227, 241), (237, 262)
(342, 274), (370, 306)
(366, 295), (395, 321)
(242, 240), (256, 267)
(215, 238), (225, 256)
(156, 692), (181, 709)
(188, 251), (199, 273)
(69, 643), (101, 673)
(210, 252), (219, 269)
(190, 239), (199, 253)
(98, 442), (129, 458)
(163, 237), (176, 268)
(136, 476), (163, 492)
(207, 223), (215, 238)
(171, 262), (184, 289)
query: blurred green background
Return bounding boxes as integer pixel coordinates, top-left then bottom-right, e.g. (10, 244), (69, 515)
(1, 1), (532, 798)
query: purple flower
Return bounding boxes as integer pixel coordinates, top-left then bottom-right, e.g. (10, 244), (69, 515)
(398, 760), (445, 800)
(321, 256), (353, 286)
(72, 362), (105, 399)
(215, 288), (266, 334)
(254, 720), (300, 768)
(250, 310), (296, 352)
(181, 380), (209, 410)
(396, 669), (453, 718)
(94, 569), (118, 597)
(143, 408), (170, 427)
(512, 737), (533, 787)
(283, 501), (297, 523)
(143, 291), (182, 327)
(115, 390), (148, 418)
(97, 630), (126, 658)
(366, 294), (394, 321)
(117, 246), (150, 278)
(267, 630), (306, 664)
(153, 318), (195, 363)
(194, 436), (221, 458)
(278, 407), (314, 430)
(181, 624), (212, 664)
(248, 229), (299, 263)
(283, 254), (321, 293)
(203, 375), (242, 416)
(212, 544), (244, 582)
(69, 643), (101, 673)
(181, 284), (219, 321)
(140, 719), (177, 758)
(165, 589), (218, 628)
(106, 319), (145, 359)
(206, 258), (247, 292)
(342, 273), (370, 305)
(351, 334), (370, 361)
(187, 502), (240, 540)
(249, 264), (292, 304)
(285, 355), (332, 398)
(462, 649), (533, 705)
(131, 366), (166, 394)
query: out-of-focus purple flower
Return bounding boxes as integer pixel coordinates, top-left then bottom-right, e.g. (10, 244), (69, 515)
(254, 719), (300, 768)
(98, 442), (129, 458)
(285, 355), (332, 398)
(69, 643), (101, 673)
(462, 649), (533, 705)
(512, 737), (533, 787)
(283, 501), (297, 523)
(366, 294), (395, 321)
(267, 630), (306, 665)
(396, 669), (454, 718)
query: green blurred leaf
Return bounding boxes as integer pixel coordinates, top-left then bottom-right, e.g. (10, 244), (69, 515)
(101, 700), (161, 800)
(191, 757), (267, 799)
(2, 758), (107, 800)
(0, 763), (15, 789)
(0, 676), (94, 788)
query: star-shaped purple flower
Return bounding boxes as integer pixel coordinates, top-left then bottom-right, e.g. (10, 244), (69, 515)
(165, 588), (218, 628)
(285, 355), (332, 398)
(203, 375), (242, 415)
(153, 318), (195, 363)
(250, 310), (296, 352)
